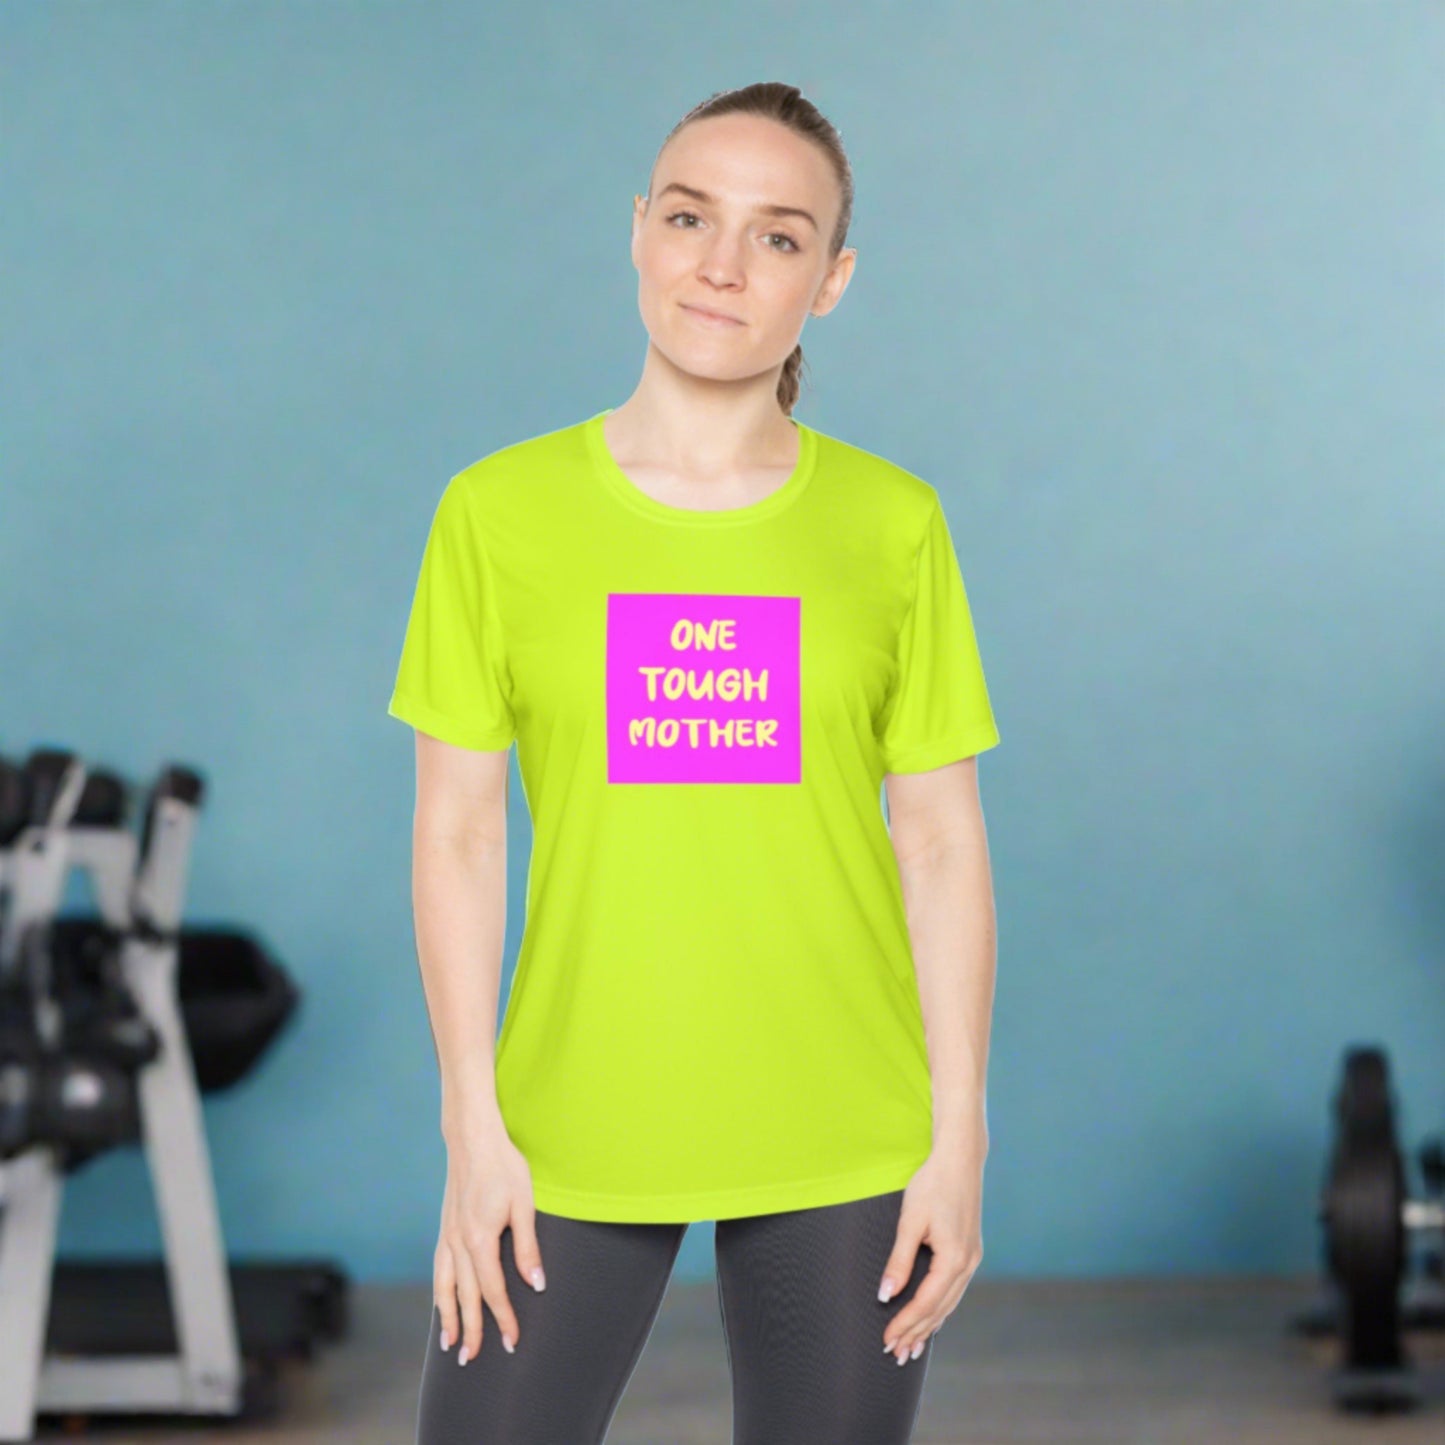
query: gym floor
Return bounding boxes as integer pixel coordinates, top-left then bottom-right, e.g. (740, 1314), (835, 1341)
(30, 1275), (1445, 1443)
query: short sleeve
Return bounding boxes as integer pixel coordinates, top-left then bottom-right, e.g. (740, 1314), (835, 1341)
(875, 495), (1000, 774)
(386, 477), (517, 752)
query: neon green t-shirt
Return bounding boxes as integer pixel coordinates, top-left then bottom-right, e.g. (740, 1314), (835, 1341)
(388, 408), (1000, 1223)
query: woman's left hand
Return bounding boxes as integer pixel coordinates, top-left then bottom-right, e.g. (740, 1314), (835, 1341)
(877, 1136), (986, 1362)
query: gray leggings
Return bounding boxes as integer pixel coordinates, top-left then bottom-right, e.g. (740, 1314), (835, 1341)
(416, 1187), (936, 1444)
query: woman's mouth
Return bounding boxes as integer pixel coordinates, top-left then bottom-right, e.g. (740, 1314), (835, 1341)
(681, 303), (745, 327)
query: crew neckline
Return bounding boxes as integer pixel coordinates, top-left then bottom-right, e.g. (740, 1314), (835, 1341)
(584, 408), (816, 527)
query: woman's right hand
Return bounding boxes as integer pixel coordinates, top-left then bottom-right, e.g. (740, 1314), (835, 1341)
(435, 1119), (547, 1364)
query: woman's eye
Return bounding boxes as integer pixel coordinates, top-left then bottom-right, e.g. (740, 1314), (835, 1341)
(665, 211), (798, 253)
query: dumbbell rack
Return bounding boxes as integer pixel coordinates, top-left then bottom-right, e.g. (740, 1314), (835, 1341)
(0, 753), (240, 1440)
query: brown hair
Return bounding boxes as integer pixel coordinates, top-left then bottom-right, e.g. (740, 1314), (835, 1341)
(647, 82), (854, 417)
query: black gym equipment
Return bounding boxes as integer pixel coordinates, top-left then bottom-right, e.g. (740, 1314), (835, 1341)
(0, 747), (349, 1439)
(1291, 1044), (1445, 1414)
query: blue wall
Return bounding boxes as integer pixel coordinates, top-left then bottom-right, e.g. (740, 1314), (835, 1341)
(2, 1), (1441, 1285)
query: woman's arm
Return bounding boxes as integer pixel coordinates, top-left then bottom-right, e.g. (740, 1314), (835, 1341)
(410, 730), (512, 1146)
(876, 754), (995, 1362)
(883, 755), (997, 1148)
(409, 731), (547, 1362)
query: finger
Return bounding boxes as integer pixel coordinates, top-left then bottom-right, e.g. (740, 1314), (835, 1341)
(890, 1267), (974, 1358)
(509, 1203), (547, 1294)
(877, 1219), (924, 1305)
(883, 1254), (963, 1353)
(434, 1245), (459, 1352)
(452, 1241), (484, 1365)
(896, 1278), (966, 1357)
(476, 1225), (519, 1355)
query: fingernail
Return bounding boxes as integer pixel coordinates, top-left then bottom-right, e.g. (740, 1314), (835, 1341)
(502, 1334), (515, 1354)
(440, 1330), (451, 1351)
(911, 1341), (924, 1359)
(457, 1346), (469, 1366)
(530, 1267), (546, 1292)
(896, 1348), (907, 1366)
(878, 1277), (897, 1302)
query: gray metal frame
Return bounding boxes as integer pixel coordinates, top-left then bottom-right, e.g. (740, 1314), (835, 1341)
(0, 760), (242, 1440)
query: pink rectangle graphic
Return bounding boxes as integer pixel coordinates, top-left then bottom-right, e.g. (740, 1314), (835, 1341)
(606, 593), (801, 783)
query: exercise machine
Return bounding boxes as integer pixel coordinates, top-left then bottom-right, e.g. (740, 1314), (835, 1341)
(0, 748), (348, 1440)
(1291, 1045), (1445, 1414)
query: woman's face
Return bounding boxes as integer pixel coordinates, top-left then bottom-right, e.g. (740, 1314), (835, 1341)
(631, 113), (854, 388)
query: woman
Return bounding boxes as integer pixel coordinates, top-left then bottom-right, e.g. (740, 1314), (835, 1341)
(390, 81), (1000, 1444)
